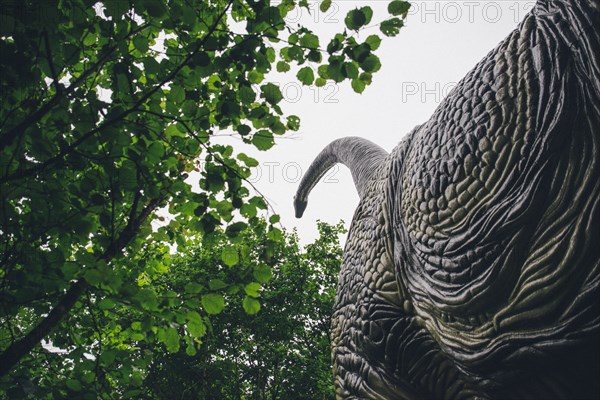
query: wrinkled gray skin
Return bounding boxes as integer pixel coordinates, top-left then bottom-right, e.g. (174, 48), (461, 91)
(295, 1), (599, 398)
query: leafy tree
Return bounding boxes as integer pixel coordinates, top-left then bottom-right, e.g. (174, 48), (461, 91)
(0, 0), (410, 394)
(0, 219), (345, 398)
(144, 220), (345, 399)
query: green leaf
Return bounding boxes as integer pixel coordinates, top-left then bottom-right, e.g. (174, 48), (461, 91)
(131, 371), (143, 387)
(252, 130), (275, 151)
(147, 142), (165, 163)
(84, 269), (103, 286)
(320, 0), (332, 12)
(326, 60), (345, 83)
(248, 70), (264, 84)
(261, 83), (283, 105)
(244, 282), (262, 298)
(83, 33), (96, 46)
(221, 100), (241, 118)
(104, 0), (130, 18)
(193, 51), (210, 67)
(98, 299), (115, 310)
(360, 72), (373, 85)
(81, 372), (95, 384)
(287, 115), (301, 131)
(238, 86), (256, 105)
(327, 37), (343, 54)
(342, 62), (359, 79)
(242, 296), (261, 315)
(240, 204), (257, 218)
(345, 9), (365, 31)
(297, 67), (315, 85)
(136, 289), (159, 311)
(388, 0), (411, 16)
(307, 49), (322, 62)
(365, 35), (382, 51)
(216, 201), (233, 219)
(131, 322), (142, 331)
(208, 279), (227, 290)
(226, 222), (248, 237)
(186, 311), (206, 338)
(185, 338), (197, 356)
(165, 327), (180, 353)
(61, 262), (79, 279)
(300, 33), (319, 49)
(250, 196), (268, 210)
(345, 7), (371, 31)
(144, 0), (166, 18)
(276, 61), (291, 72)
(123, 390), (143, 398)
(253, 264), (273, 284)
(184, 282), (203, 294)
(360, 54), (382, 73)
(352, 78), (366, 93)
(221, 246), (239, 266)
(361, 6), (373, 25)
(119, 161), (137, 190)
(66, 379), (82, 392)
(133, 35), (149, 53)
(201, 293), (225, 314)
(165, 124), (182, 137)
(267, 227), (284, 241)
(351, 44), (371, 63)
(238, 153), (259, 167)
(143, 57), (160, 74)
(170, 85), (185, 103)
(237, 124), (252, 136)
(100, 350), (116, 366)
(380, 18), (404, 37)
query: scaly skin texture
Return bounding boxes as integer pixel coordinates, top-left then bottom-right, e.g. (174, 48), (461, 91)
(331, 134), (487, 399)
(296, 1), (599, 398)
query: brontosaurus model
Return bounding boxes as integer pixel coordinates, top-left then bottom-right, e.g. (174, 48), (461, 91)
(295, 1), (599, 398)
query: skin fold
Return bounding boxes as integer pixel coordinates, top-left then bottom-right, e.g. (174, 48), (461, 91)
(294, 1), (599, 398)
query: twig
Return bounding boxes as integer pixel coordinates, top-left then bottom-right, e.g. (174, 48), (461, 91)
(0, 1), (232, 183)
(0, 23), (150, 152)
(42, 30), (63, 95)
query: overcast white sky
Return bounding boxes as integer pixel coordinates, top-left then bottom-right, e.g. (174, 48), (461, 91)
(217, 1), (536, 244)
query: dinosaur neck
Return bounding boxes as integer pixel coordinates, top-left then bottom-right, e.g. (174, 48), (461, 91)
(294, 137), (388, 218)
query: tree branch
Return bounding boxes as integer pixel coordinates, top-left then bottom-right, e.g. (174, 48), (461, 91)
(0, 277), (88, 377)
(0, 1), (233, 377)
(0, 194), (164, 377)
(0, 23), (150, 152)
(0, 2), (232, 184)
(42, 30), (62, 95)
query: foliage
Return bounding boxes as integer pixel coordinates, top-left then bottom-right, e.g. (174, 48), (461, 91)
(0, 0), (409, 394)
(0, 220), (345, 398)
(144, 220), (345, 399)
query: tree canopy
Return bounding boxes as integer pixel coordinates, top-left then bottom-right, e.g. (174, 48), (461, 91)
(0, 0), (410, 396)
(143, 221), (345, 399)
(2, 219), (345, 398)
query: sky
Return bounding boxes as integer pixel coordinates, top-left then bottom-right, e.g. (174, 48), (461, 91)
(216, 0), (536, 245)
